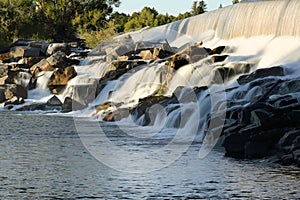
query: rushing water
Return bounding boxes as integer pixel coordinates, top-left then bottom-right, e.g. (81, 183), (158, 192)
(0, 112), (299, 199)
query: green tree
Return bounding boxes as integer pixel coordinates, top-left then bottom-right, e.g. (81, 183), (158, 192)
(232, 0), (239, 4)
(219, 4), (223, 8)
(191, 1), (207, 16)
(124, 7), (158, 32)
(175, 12), (192, 21)
(197, 0), (207, 14)
(110, 12), (129, 33)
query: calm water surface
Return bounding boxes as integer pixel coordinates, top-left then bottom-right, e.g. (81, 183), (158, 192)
(0, 112), (299, 199)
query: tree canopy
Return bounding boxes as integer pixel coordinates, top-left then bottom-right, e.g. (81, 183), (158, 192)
(0, 0), (208, 48)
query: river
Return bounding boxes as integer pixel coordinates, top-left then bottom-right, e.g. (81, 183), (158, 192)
(0, 112), (299, 199)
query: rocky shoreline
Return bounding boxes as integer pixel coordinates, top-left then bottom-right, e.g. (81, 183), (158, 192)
(1, 37), (299, 167)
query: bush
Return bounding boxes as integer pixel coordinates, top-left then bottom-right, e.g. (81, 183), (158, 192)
(79, 21), (117, 48)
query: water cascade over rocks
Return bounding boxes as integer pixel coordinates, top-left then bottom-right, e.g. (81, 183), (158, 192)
(1, 0), (300, 166)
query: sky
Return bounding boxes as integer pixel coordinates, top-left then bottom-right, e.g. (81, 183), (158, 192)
(114, 0), (234, 16)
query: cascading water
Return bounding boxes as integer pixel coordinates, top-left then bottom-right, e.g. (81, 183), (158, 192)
(16, 0), (300, 144)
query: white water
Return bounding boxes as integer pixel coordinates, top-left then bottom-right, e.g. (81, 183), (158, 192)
(18, 0), (300, 140)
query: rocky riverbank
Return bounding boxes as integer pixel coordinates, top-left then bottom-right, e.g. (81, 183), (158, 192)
(1, 36), (300, 167)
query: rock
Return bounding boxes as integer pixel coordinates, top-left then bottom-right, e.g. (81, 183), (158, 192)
(10, 46), (40, 58)
(167, 54), (190, 70)
(30, 51), (68, 75)
(9, 39), (32, 47)
(140, 50), (153, 60)
(211, 62), (253, 84)
(47, 43), (71, 56)
(20, 57), (44, 69)
(47, 66), (77, 94)
(29, 59), (54, 75)
(0, 84), (27, 103)
(244, 140), (273, 158)
(237, 66), (284, 85)
(211, 55), (228, 63)
(0, 52), (10, 61)
(15, 103), (47, 111)
(278, 130), (300, 151)
(96, 101), (114, 113)
(105, 44), (133, 62)
(62, 97), (86, 113)
(47, 95), (62, 106)
(280, 154), (294, 166)
(103, 108), (130, 122)
(210, 46), (226, 55)
(4, 96), (24, 106)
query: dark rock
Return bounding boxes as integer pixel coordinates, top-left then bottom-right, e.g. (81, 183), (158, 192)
(211, 55), (228, 63)
(244, 140), (273, 158)
(62, 97), (86, 113)
(237, 66), (284, 85)
(10, 46), (40, 58)
(16, 103), (47, 111)
(210, 46), (226, 55)
(280, 154), (294, 166)
(47, 95), (62, 106)
(0, 84), (27, 103)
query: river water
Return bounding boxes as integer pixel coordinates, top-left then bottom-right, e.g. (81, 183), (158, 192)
(0, 112), (299, 199)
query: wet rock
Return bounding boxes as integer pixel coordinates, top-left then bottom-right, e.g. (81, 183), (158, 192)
(10, 46), (40, 58)
(96, 101), (114, 113)
(211, 55), (228, 63)
(16, 103), (47, 111)
(237, 66), (284, 85)
(167, 54), (190, 70)
(47, 95), (62, 106)
(48, 66), (77, 94)
(30, 51), (69, 75)
(0, 84), (27, 103)
(212, 62), (253, 84)
(47, 43), (71, 56)
(20, 57), (45, 69)
(210, 46), (226, 55)
(103, 108), (130, 122)
(4, 96), (24, 106)
(62, 97), (86, 113)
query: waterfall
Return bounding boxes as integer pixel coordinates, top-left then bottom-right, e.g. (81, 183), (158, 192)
(137, 0), (300, 43)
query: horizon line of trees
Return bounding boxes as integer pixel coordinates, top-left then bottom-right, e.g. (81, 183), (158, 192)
(0, 0), (242, 49)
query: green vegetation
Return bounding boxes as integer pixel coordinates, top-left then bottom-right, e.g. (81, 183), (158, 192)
(0, 0), (208, 49)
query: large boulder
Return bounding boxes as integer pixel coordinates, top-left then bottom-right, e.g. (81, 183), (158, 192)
(237, 66), (284, 85)
(47, 66), (77, 94)
(29, 51), (69, 75)
(0, 84), (27, 103)
(10, 46), (40, 58)
(47, 43), (71, 56)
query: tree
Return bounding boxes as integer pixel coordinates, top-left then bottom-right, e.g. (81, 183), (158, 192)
(175, 12), (192, 21)
(191, 1), (207, 16)
(219, 4), (223, 9)
(110, 12), (129, 33)
(197, 0), (207, 14)
(232, 0), (239, 4)
(124, 7), (158, 32)
(191, 1), (198, 16)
